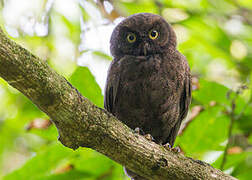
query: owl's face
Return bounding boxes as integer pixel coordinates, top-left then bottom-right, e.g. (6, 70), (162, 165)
(110, 13), (177, 57)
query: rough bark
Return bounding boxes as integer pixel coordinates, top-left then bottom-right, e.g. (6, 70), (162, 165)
(0, 28), (236, 180)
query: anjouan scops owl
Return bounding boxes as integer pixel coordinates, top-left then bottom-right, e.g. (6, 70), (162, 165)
(104, 13), (192, 180)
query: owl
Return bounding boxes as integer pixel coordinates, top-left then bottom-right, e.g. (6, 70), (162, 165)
(104, 13), (191, 179)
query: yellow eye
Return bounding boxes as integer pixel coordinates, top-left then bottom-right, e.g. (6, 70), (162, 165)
(127, 33), (136, 43)
(149, 29), (159, 40)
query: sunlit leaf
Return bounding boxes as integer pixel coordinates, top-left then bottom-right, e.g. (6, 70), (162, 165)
(70, 148), (125, 179)
(3, 143), (73, 180)
(176, 105), (229, 158)
(93, 51), (112, 61)
(69, 67), (103, 107)
(37, 170), (93, 180)
(115, 1), (158, 15)
(193, 80), (230, 106)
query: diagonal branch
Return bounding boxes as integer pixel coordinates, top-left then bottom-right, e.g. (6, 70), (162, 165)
(0, 28), (236, 180)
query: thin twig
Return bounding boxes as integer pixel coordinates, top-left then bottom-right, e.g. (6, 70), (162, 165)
(154, 0), (164, 15)
(220, 98), (236, 170)
(220, 85), (249, 170)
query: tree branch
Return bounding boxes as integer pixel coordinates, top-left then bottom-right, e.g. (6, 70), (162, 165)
(0, 28), (236, 180)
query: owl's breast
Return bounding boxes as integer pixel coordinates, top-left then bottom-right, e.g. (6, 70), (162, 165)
(115, 54), (179, 113)
(108, 54), (186, 141)
(118, 55), (161, 79)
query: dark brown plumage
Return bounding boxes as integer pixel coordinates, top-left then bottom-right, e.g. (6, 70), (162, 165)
(104, 13), (191, 179)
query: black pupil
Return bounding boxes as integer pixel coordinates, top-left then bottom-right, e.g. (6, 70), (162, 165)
(151, 31), (157, 37)
(129, 35), (134, 40)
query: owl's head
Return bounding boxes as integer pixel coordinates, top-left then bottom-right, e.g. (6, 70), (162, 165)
(110, 13), (177, 57)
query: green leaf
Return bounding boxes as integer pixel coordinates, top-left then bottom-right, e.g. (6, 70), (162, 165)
(37, 170), (93, 180)
(71, 149), (123, 178)
(69, 67), (103, 107)
(3, 143), (73, 180)
(92, 51), (112, 61)
(212, 151), (252, 179)
(116, 1), (158, 15)
(29, 125), (58, 142)
(58, 13), (81, 45)
(176, 105), (229, 158)
(193, 80), (230, 106)
(237, 0), (252, 9)
(0, 82), (46, 168)
(248, 134), (252, 144)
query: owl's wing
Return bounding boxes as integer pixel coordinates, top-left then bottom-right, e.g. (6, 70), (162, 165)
(166, 72), (192, 146)
(104, 62), (120, 114)
(179, 73), (192, 121)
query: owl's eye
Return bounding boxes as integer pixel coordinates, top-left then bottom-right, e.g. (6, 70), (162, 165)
(149, 29), (159, 40)
(126, 33), (136, 43)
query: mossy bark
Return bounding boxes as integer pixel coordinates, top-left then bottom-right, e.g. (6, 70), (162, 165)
(0, 29), (236, 180)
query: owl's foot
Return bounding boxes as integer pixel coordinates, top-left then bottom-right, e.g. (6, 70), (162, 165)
(163, 143), (172, 149)
(144, 134), (155, 142)
(134, 127), (145, 135)
(171, 147), (181, 153)
(163, 144), (181, 153)
(134, 127), (155, 142)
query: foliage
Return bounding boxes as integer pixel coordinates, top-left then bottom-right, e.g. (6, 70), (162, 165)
(0, 0), (251, 179)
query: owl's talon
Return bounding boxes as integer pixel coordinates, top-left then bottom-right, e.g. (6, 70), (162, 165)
(134, 127), (145, 135)
(171, 147), (181, 153)
(134, 128), (155, 142)
(163, 143), (172, 150)
(144, 134), (155, 142)
(163, 144), (181, 153)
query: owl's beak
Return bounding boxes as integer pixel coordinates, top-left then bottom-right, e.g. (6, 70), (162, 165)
(143, 47), (147, 56)
(143, 42), (150, 56)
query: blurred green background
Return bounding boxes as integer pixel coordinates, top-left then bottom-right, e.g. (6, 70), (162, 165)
(0, 0), (252, 179)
